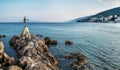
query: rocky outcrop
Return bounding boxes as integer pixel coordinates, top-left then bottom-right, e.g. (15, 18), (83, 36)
(9, 35), (59, 70)
(44, 37), (58, 46)
(64, 53), (95, 70)
(65, 40), (73, 45)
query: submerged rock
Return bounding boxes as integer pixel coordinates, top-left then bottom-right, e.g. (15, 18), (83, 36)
(64, 53), (82, 59)
(64, 53), (95, 70)
(49, 40), (58, 45)
(36, 34), (43, 37)
(65, 40), (73, 44)
(0, 35), (6, 38)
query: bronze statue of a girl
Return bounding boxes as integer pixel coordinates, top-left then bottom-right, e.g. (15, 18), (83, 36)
(24, 16), (27, 27)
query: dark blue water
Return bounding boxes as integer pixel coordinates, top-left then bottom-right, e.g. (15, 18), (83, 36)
(0, 22), (120, 70)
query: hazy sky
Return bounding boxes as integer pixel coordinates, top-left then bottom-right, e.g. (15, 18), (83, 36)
(0, 0), (120, 22)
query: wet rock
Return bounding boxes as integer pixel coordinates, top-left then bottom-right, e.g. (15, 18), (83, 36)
(65, 40), (73, 44)
(64, 53), (81, 59)
(77, 55), (87, 65)
(36, 34), (43, 37)
(49, 40), (58, 45)
(44, 37), (51, 45)
(44, 37), (58, 46)
(45, 52), (59, 66)
(71, 62), (95, 70)
(70, 54), (87, 67)
(0, 41), (17, 69)
(9, 35), (26, 50)
(64, 53), (95, 70)
(2, 35), (6, 38)
(1, 53), (16, 67)
(0, 35), (6, 38)
(3, 53), (16, 65)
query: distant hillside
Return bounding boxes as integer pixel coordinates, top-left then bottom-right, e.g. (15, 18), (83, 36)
(76, 7), (120, 23)
(69, 16), (90, 23)
(95, 7), (120, 17)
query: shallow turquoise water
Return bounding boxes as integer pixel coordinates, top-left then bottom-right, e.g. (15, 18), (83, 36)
(0, 22), (120, 70)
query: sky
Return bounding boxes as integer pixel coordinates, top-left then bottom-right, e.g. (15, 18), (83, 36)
(0, 0), (120, 22)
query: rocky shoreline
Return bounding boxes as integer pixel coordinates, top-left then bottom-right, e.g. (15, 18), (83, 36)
(0, 25), (95, 70)
(0, 41), (22, 70)
(0, 26), (60, 70)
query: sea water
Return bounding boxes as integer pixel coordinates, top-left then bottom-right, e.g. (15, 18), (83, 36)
(0, 22), (120, 70)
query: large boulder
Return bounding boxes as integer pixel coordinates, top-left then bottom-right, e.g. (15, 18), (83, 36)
(44, 37), (58, 46)
(44, 37), (51, 45)
(4, 53), (16, 65)
(9, 35), (20, 46)
(49, 40), (58, 45)
(65, 40), (73, 45)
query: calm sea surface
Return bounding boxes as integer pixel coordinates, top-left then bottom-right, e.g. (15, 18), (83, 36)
(0, 22), (120, 70)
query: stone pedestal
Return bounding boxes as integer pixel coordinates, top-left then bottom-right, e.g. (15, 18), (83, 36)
(21, 26), (31, 39)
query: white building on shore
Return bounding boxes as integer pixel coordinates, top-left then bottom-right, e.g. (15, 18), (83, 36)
(115, 17), (120, 23)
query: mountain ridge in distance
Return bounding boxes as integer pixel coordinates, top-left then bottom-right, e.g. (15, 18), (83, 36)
(76, 7), (120, 23)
